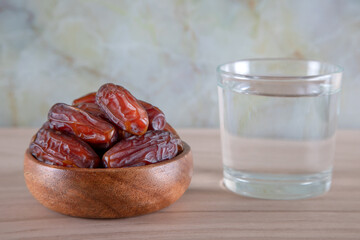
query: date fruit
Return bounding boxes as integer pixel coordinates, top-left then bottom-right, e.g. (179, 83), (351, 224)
(163, 123), (180, 138)
(74, 102), (135, 140)
(29, 128), (100, 168)
(29, 83), (184, 169)
(96, 83), (149, 135)
(74, 102), (108, 120)
(41, 121), (51, 130)
(138, 100), (166, 130)
(72, 92), (96, 105)
(102, 130), (182, 168)
(48, 103), (118, 149)
(117, 129), (133, 139)
(74, 103), (134, 140)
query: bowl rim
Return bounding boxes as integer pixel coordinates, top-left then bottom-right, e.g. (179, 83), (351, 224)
(25, 141), (191, 172)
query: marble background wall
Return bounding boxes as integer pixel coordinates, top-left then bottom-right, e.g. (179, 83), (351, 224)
(0, 0), (359, 128)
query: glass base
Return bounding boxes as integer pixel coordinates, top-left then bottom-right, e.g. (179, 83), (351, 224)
(223, 167), (332, 200)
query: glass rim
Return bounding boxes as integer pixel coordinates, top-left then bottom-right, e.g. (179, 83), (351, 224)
(216, 58), (344, 82)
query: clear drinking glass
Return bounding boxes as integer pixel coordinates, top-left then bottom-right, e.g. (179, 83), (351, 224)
(217, 59), (343, 200)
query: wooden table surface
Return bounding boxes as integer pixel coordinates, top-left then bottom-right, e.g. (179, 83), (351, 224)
(1, 128), (360, 240)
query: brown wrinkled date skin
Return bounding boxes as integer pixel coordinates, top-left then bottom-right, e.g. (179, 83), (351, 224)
(96, 84), (149, 135)
(163, 123), (180, 138)
(138, 100), (166, 130)
(102, 130), (183, 168)
(74, 102), (135, 140)
(74, 102), (109, 120)
(48, 103), (118, 149)
(117, 129), (133, 139)
(73, 96), (135, 140)
(29, 128), (100, 168)
(72, 92), (96, 105)
(28, 83), (184, 168)
(73, 102), (132, 141)
(41, 121), (51, 130)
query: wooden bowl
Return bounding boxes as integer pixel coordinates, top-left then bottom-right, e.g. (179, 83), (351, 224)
(24, 142), (193, 219)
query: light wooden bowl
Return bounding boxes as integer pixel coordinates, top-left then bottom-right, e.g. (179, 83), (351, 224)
(24, 142), (193, 219)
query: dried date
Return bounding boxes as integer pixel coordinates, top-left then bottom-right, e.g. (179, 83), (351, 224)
(41, 121), (51, 130)
(74, 103), (134, 140)
(117, 129), (133, 139)
(96, 83), (149, 135)
(74, 102), (108, 120)
(102, 130), (182, 168)
(163, 123), (180, 138)
(29, 128), (100, 168)
(48, 103), (118, 149)
(138, 100), (166, 130)
(72, 92), (96, 105)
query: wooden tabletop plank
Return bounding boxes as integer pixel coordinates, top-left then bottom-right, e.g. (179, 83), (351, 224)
(0, 128), (359, 239)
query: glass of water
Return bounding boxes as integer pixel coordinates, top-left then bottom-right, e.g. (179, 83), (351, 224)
(217, 59), (343, 200)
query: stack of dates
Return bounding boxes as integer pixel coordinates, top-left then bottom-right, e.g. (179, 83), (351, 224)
(29, 83), (182, 168)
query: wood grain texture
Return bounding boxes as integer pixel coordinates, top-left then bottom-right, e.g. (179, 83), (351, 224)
(23, 142), (192, 219)
(1, 128), (360, 239)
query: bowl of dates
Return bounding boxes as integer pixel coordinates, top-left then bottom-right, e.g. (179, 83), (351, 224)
(24, 83), (193, 218)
